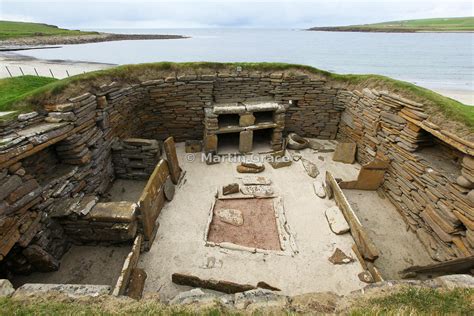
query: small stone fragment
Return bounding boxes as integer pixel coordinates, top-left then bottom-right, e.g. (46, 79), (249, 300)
(467, 190), (474, 204)
(216, 208), (244, 226)
(237, 162), (265, 173)
(223, 183), (239, 195)
(302, 158), (319, 178)
(0, 279), (14, 298)
(457, 175), (474, 189)
(325, 206), (350, 235)
(241, 185), (274, 197)
(267, 153), (292, 169)
(313, 181), (326, 198)
(328, 248), (354, 265)
(358, 271), (375, 283)
(256, 281), (281, 291)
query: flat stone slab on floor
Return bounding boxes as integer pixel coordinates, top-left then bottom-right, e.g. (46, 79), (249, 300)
(208, 198), (281, 251)
(139, 141), (366, 301)
(325, 206), (350, 235)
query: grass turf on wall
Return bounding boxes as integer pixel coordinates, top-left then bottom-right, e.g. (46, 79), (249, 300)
(0, 62), (472, 130)
(0, 75), (57, 112)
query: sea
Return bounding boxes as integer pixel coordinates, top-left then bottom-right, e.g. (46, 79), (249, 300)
(13, 28), (474, 97)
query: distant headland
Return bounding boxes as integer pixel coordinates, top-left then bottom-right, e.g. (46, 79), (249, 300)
(308, 17), (474, 33)
(0, 21), (187, 48)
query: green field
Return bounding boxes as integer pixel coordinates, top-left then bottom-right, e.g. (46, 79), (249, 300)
(0, 20), (97, 40)
(0, 76), (57, 111)
(309, 17), (474, 32)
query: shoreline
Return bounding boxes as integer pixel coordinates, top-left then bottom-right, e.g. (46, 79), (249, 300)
(307, 27), (474, 33)
(0, 52), (472, 105)
(0, 33), (188, 50)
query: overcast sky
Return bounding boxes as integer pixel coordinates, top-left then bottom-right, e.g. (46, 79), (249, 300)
(1, 0), (472, 29)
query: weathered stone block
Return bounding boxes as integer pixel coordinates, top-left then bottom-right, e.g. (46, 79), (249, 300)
(239, 113), (255, 127)
(239, 131), (253, 153)
(87, 201), (137, 223)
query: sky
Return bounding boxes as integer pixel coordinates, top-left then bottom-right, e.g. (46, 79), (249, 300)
(0, 0), (472, 29)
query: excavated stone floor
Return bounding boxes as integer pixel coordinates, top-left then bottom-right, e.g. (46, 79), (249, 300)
(344, 190), (434, 279)
(12, 245), (130, 288)
(139, 140), (369, 301)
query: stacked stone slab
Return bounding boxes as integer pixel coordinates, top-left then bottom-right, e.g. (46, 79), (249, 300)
(0, 82), (152, 276)
(142, 72), (342, 142)
(112, 138), (161, 180)
(337, 88), (474, 261)
(203, 101), (286, 154)
(52, 201), (138, 244)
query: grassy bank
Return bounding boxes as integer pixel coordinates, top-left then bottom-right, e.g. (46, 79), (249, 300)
(0, 76), (57, 111)
(0, 287), (472, 315)
(0, 21), (97, 40)
(309, 16), (474, 32)
(0, 62), (472, 130)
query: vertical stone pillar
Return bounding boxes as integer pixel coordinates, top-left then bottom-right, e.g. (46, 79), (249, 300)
(163, 137), (181, 184)
(239, 130), (253, 153)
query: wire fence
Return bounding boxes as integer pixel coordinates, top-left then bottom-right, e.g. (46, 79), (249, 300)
(1, 65), (89, 79)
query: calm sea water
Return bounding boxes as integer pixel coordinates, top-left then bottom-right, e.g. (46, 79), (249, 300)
(19, 28), (474, 92)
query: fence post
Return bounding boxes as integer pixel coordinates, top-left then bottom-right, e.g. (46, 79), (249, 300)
(5, 66), (12, 78)
(19, 66), (24, 76)
(34, 68), (39, 76)
(66, 70), (70, 77)
(49, 69), (54, 78)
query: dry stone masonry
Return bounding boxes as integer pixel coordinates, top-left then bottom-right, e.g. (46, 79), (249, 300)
(0, 65), (472, 284)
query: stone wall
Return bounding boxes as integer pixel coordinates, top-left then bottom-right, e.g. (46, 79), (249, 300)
(112, 138), (162, 180)
(337, 88), (474, 261)
(1, 66), (472, 278)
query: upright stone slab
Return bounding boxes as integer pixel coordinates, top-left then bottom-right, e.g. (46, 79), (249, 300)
(239, 131), (253, 153)
(332, 142), (357, 164)
(164, 136), (181, 184)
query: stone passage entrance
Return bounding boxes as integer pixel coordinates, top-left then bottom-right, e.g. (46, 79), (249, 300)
(203, 101), (286, 154)
(207, 198), (281, 251)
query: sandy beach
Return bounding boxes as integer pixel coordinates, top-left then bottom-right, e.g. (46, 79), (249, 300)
(0, 52), (115, 79)
(1, 52), (472, 105)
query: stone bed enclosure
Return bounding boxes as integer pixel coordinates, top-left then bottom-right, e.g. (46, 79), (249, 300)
(0, 63), (473, 301)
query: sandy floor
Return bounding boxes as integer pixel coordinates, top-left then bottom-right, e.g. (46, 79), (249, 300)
(0, 52), (114, 79)
(343, 189), (434, 279)
(12, 245), (130, 288)
(104, 179), (148, 202)
(139, 140), (369, 301)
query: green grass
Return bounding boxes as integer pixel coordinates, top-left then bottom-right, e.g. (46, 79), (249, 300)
(351, 287), (474, 315)
(0, 288), (472, 315)
(310, 16), (474, 32)
(0, 76), (57, 112)
(0, 20), (97, 40)
(0, 62), (472, 130)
